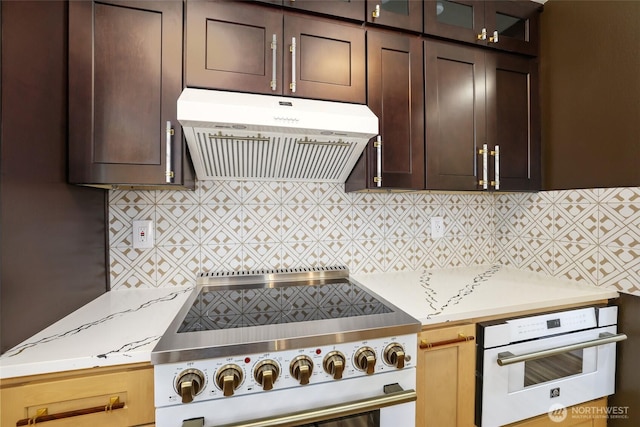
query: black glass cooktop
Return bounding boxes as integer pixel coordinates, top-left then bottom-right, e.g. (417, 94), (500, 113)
(178, 281), (393, 333)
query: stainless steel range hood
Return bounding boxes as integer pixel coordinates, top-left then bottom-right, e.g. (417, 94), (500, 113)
(177, 88), (378, 183)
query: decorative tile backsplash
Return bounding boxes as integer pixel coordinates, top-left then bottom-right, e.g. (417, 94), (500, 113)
(109, 181), (495, 288)
(495, 187), (640, 295)
(109, 183), (640, 296)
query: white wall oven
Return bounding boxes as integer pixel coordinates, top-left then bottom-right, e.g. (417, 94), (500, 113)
(476, 305), (627, 426)
(152, 267), (421, 427)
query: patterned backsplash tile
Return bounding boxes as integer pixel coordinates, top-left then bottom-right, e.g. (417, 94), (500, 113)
(109, 183), (640, 296)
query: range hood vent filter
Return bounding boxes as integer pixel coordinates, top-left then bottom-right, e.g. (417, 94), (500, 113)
(194, 131), (359, 182)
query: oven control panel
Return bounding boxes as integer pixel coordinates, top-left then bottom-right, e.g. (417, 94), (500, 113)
(154, 334), (417, 407)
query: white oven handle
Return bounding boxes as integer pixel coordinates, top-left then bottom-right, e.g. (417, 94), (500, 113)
(214, 387), (416, 427)
(497, 332), (627, 366)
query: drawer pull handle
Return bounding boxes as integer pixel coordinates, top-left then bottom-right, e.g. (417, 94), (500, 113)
(420, 333), (475, 349)
(17, 396), (124, 426)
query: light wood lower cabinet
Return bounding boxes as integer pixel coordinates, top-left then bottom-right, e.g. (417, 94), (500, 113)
(0, 363), (154, 427)
(416, 323), (476, 427)
(506, 397), (608, 427)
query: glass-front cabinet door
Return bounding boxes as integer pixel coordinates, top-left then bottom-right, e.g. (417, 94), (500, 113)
(424, 0), (484, 43)
(367, 0), (422, 32)
(484, 1), (540, 56)
(424, 0), (540, 56)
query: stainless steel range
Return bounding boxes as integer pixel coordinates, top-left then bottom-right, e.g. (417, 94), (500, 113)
(151, 267), (422, 427)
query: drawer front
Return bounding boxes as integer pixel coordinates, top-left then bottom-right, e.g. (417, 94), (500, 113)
(1, 366), (154, 427)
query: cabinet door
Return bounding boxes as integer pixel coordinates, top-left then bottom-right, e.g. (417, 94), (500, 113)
(416, 324), (476, 427)
(485, 0), (540, 56)
(367, 0), (422, 32)
(424, 40), (485, 190)
(346, 30), (424, 191)
(287, 0), (365, 21)
(185, 1), (283, 95)
(284, 15), (365, 103)
(424, 0), (485, 46)
(486, 52), (540, 191)
(69, 0), (190, 188)
(0, 365), (154, 427)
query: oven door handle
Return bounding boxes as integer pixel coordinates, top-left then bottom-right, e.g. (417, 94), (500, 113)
(497, 332), (627, 366)
(214, 387), (416, 427)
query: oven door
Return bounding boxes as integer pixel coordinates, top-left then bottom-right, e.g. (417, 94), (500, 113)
(477, 325), (626, 427)
(217, 384), (415, 427)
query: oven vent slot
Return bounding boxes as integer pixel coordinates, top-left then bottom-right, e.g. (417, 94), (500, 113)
(197, 266), (349, 286)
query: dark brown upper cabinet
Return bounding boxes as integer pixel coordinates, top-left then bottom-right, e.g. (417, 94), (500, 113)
(424, 40), (540, 191)
(367, 0), (422, 32)
(185, 1), (366, 104)
(346, 29), (424, 191)
(68, 0), (193, 189)
(424, 0), (541, 56)
(486, 52), (540, 191)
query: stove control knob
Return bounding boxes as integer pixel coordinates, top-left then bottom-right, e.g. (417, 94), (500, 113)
(215, 364), (244, 397)
(354, 346), (377, 375)
(290, 355), (314, 385)
(175, 369), (205, 404)
(383, 343), (406, 369)
(323, 351), (346, 380)
(254, 360), (280, 391)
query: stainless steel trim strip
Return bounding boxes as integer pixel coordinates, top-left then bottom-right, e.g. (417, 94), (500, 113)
(196, 266), (349, 286)
(217, 389), (417, 427)
(497, 332), (628, 366)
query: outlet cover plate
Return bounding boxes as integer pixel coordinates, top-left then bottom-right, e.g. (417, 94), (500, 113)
(431, 217), (444, 239)
(133, 220), (154, 249)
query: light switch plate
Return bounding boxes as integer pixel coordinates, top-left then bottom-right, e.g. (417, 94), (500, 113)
(133, 220), (154, 249)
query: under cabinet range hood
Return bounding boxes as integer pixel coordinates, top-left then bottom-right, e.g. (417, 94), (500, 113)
(177, 88), (378, 183)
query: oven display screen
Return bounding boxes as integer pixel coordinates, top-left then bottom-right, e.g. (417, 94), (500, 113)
(546, 318), (561, 329)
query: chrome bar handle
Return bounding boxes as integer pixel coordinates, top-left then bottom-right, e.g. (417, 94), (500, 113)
(290, 37), (296, 93)
(165, 121), (174, 183)
(492, 145), (500, 190)
(270, 34), (277, 91)
(497, 332), (627, 367)
(478, 144), (488, 190)
(374, 135), (382, 187)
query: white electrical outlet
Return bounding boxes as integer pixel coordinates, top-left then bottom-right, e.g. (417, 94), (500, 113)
(431, 217), (444, 239)
(133, 220), (154, 249)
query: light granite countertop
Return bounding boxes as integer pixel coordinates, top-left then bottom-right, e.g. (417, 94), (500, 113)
(352, 264), (619, 325)
(0, 265), (618, 380)
(0, 286), (193, 379)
